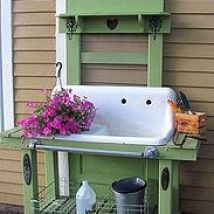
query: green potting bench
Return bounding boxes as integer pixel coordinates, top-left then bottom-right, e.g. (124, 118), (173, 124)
(0, 129), (200, 213)
(0, 0), (200, 213)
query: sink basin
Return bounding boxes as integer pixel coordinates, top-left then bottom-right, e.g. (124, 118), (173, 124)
(56, 86), (176, 145)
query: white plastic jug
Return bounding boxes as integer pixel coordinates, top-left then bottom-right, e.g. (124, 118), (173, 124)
(76, 180), (96, 214)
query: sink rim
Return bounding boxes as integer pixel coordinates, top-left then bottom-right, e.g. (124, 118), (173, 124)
(55, 133), (173, 146)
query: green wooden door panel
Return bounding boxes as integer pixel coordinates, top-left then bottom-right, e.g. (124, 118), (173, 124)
(82, 156), (145, 180)
(69, 155), (146, 198)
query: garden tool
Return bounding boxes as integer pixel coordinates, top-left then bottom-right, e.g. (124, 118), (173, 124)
(171, 91), (207, 146)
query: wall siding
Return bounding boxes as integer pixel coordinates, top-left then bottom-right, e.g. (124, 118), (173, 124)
(167, 1), (214, 212)
(0, 0), (213, 212)
(0, 0), (55, 206)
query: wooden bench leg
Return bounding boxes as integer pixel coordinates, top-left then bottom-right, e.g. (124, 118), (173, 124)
(21, 149), (38, 214)
(45, 151), (59, 199)
(158, 160), (179, 214)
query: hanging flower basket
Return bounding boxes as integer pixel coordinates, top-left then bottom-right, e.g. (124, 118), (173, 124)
(19, 89), (96, 138)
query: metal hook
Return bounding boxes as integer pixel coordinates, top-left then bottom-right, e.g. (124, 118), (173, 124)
(55, 62), (63, 90)
(56, 62), (62, 78)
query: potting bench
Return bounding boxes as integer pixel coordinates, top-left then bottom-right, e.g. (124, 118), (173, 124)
(0, 0), (200, 213)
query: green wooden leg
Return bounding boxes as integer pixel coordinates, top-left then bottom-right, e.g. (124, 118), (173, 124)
(67, 32), (82, 189)
(145, 159), (159, 211)
(21, 149), (38, 214)
(172, 161), (180, 214)
(158, 160), (179, 214)
(45, 151), (59, 199)
(69, 153), (82, 190)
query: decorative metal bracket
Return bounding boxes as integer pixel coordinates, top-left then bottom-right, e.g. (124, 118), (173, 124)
(144, 146), (159, 158)
(161, 167), (170, 191)
(23, 154), (32, 185)
(149, 16), (162, 39)
(106, 19), (118, 30)
(28, 138), (42, 150)
(66, 17), (78, 40)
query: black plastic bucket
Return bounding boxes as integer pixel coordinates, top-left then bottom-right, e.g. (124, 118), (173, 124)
(112, 177), (146, 214)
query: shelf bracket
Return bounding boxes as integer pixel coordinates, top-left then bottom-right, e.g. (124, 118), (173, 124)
(66, 16), (78, 40)
(149, 16), (162, 40)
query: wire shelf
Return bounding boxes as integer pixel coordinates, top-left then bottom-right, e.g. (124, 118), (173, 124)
(32, 180), (157, 214)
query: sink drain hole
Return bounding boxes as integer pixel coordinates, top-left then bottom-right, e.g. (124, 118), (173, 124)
(146, 99), (152, 105)
(121, 98), (127, 104)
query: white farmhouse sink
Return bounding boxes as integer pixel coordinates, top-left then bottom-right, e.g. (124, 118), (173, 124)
(56, 86), (176, 146)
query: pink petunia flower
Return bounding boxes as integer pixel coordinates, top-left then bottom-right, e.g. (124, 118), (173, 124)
(19, 89), (96, 138)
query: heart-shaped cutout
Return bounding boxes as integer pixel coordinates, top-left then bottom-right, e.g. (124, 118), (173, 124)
(106, 19), (118, 30)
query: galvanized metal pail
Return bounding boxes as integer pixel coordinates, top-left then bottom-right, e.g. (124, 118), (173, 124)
(112, 177), (146, 214)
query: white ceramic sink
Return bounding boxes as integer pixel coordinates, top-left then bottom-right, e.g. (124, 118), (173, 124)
(56, 86), (176, 145)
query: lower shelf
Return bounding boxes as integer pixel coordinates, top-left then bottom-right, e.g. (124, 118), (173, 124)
(32, 181), (157, 214)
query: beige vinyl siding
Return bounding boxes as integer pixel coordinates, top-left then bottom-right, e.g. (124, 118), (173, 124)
(166, 1), (214, 213)
(0, 0), (213, 212)
(0, 0), (55, 205)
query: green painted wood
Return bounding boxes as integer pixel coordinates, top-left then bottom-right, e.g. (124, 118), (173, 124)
(45, 151), (59, 199)
(145, 159), (159, 209)
(0, 129), (200, 151)
(145, 29), (161, 209)
(145, 19), (162, 203)
(172, 161), (179, 214)
(55, 198), (75, 213)
(69, 151), (82, 191)
(69, 154), (146, 199)
(59, 12), (170, 17)
(67, 0), (164, 15)
(21, 149), (39, 214)
(23, 137), (199, 161)
(147, 34), (163, 86)
(82, 52), (148, 65)
(0, 129), (200, 161)
(146, 24), (163, 212)
(66, 24), (82, 197)
(0, 127), (20, 138)
(59, 14), (170, 34)
(67, 35), (81, 85)
(0, 128), (23, 149)
(158, 160), (179, 214)
(41, 198), (69, 213)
